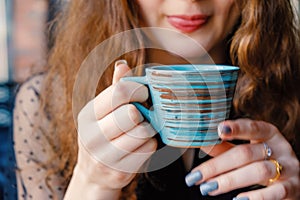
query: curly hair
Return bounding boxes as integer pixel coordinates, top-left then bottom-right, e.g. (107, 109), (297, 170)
(38, 0), (300, 199)
(231, 0), (300, 141)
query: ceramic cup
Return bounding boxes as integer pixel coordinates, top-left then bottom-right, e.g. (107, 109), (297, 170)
(121, 64), (239, 147)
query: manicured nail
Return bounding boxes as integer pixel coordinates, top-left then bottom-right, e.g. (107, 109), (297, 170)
(218, 123), (232, 136)
(114, 59), (127, 68)
(233, 197), (249, 200)
(200, 181), (218, 196)
(185, 170), (203, 187)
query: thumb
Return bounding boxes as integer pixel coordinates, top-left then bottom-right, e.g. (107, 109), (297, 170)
(112, 60), (133, 84)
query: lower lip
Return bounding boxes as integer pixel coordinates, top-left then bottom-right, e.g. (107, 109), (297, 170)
(167, 16), (208, 33)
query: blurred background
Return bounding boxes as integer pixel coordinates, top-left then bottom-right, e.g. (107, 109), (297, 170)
(0, 0), (299, 199)
(1, 1), (60, 199)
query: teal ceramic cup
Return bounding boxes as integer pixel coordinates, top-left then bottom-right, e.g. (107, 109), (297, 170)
(121, 65), (239, 147)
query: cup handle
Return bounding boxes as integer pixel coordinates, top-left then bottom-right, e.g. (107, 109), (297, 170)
(120, 76), (151, 122)
(131, 102), (151, 122)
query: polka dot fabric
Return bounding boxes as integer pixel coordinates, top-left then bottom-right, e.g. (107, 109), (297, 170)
(13, 75), (66, 200)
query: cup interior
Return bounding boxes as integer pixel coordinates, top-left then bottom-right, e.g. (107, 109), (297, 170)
(146, 64), (239, 73)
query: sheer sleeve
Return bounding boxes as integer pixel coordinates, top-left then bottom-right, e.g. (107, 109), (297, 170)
(13, 75), (66, 200)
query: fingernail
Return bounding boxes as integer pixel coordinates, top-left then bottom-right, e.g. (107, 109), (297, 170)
(200, 181), (218, 196)
(218, 123), (232, 136)
(233, 197), (249, 200)
(114, 59), (128, 68)
(185, 170), (203, 187)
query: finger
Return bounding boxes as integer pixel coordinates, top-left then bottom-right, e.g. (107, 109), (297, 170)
(101, 136), (157, 173)
(79, 81), (148, 121)
(78, 59), (147, 121)
(111, 122), (156, 154)
(218, 119), (292, 157)
(191, 143), (266, 185)
(93, 124), (155, 169)
(200, 160), (279, 196)
(217, 119), (287, 144)
(117, 138), (157, 173)
(276, 155), (299, 177)
(98, 104), (144, 140)
(112, 60), (133, 84)
(234, 181), (296, 200)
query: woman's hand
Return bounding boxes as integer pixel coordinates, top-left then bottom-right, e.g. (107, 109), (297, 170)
(65, 61), (157, 200)
(185, 119), (300, 200)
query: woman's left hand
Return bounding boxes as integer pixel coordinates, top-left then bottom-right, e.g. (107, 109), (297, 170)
(186, 118), (300, 200)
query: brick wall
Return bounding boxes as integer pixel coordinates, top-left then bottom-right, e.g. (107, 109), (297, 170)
(13, 0), (48, 82)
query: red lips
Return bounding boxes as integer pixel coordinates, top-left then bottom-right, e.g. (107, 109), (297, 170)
(167, 14), (208, 33)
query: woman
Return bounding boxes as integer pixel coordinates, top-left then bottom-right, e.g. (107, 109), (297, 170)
(14, 0), (300, 199)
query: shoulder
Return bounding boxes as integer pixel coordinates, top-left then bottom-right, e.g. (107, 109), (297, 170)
(13, 72), (52, 162)
(13, 74), (67, 199)
(13, 73), (47, 132)
(15, 73), (45, 100)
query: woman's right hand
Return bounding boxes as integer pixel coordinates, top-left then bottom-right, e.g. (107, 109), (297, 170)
(65, 61), (157, 199)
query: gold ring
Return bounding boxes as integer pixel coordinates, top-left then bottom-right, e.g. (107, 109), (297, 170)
(269, 159), (283, 184)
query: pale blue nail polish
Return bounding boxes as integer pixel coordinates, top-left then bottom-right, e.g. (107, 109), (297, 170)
(233, 197), (249, 200)
(185, 171), (203, 187)
(200, 181), (218, 196)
